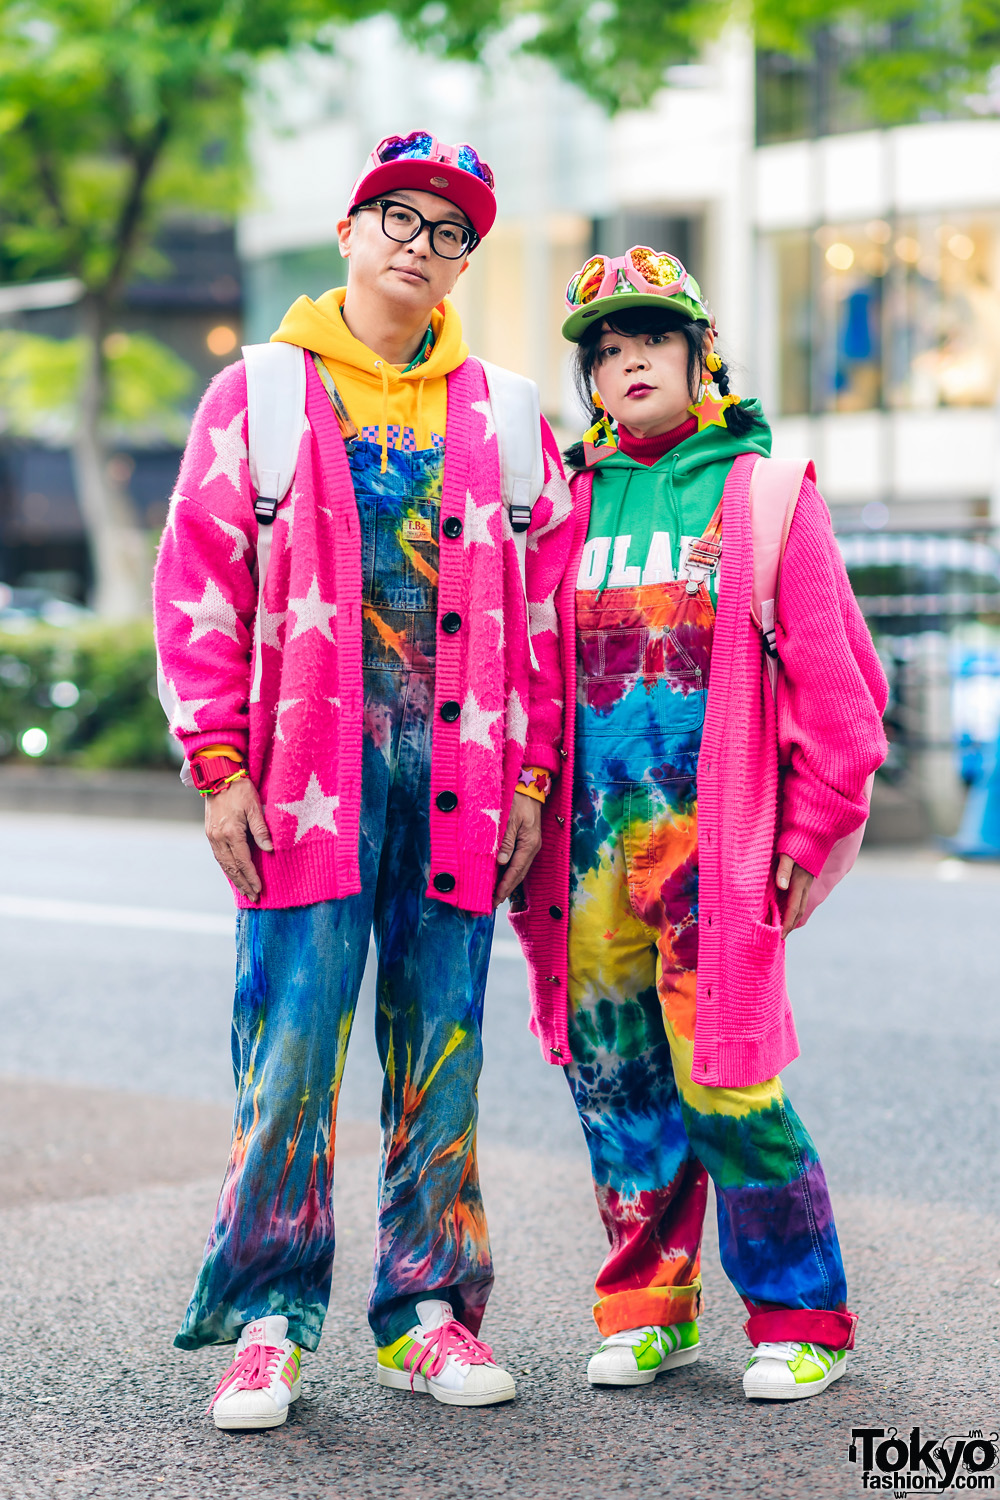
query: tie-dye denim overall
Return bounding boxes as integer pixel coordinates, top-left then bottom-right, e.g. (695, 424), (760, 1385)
(565, 507), (850, 1340)
(176, 431), (496, 1354)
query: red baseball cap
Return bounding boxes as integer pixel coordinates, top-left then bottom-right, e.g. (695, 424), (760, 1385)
(347, 131), (497, 243)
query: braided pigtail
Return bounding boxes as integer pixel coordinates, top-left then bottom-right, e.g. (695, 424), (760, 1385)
(710, 354), (758, 436)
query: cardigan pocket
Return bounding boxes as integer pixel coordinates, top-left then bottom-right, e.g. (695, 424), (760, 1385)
(734, 916), (786, 1038)
(750, 916), (782, 953)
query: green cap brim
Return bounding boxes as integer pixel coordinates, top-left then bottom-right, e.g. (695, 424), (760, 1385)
(561, 290), (710, 344)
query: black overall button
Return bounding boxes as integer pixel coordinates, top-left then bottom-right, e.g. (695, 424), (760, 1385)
(442, 516), (462, 539)
(440, 700), (460, 723)
(436, 791), (458, 812)
(549, 905), (563, 920)
(441, 611), (462, 634)
(433, 872), (456, 893)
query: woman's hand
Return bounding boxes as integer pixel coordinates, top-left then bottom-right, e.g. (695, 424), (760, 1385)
(205, 776), (273, 902)
(494, 796), (543, 909)
(776, 853), (814, 939)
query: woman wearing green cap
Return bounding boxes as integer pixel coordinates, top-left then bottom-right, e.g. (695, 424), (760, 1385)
(510, 247), (888, 1401)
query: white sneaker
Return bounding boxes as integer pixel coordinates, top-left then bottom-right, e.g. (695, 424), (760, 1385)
(587, 1321), (701, 1386)
(208, 1315), (302, 1430)
(376, 1299), (516, 1407)
(743, 1340), (847, 1401)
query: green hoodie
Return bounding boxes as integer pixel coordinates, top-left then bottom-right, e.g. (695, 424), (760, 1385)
(579, 400), (772, 596)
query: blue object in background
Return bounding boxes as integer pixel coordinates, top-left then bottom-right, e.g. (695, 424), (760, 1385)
(952, 725), (1000, 856)
(842, 289), (874, 361)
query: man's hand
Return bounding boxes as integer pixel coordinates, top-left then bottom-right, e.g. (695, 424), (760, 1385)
(205, 776), (273, 901)
(776, 853), (814, 939)
(493, 795), (543, 910)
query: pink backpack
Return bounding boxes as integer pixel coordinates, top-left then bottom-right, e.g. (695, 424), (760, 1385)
(749, 456), (873, 925)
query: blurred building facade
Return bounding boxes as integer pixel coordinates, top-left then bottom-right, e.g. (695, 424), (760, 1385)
(0, 222), (244, 602)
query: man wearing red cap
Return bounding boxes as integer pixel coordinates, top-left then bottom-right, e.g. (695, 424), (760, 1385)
(154, 131), (575, 1426)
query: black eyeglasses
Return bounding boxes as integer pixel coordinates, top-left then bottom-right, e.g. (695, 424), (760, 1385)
(358, 198), (478, 260)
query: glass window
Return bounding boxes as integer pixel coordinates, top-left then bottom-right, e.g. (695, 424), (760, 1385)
(887, 215), (1000, 408)
(767, 213), (1000, 414)
(816, 223), (886, 412)
(770, 233), (812, 415)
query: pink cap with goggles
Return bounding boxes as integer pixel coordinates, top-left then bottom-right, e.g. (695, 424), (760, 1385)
(347, 131), (497, 243)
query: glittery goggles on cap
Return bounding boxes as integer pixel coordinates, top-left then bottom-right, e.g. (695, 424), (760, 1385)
(347, 131), (497, 242)
(561, 245), (714, 342)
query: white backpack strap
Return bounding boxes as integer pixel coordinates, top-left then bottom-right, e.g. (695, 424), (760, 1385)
(243, 342), (307, 703)
(749, 456), (810, 701)
(479, 359), (544, 670)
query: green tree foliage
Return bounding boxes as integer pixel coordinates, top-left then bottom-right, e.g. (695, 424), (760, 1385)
(0, 329), (194, 443)
(0, 621), (171, 767)
(753, 0), (1000, 124)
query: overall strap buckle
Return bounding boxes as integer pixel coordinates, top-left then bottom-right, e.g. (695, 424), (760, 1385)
(682, 535), (722, 594)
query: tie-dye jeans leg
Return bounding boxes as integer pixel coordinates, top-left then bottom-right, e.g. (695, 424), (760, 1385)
(367, 669), (496, 1346)
(566, 773), (853, 1348)
(174, 670), (495, 1353)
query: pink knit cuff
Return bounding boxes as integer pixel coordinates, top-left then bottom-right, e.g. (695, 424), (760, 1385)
(523, 741), (560, 776)
(776, 827), (837, 881)
(184, 729), (250, 761)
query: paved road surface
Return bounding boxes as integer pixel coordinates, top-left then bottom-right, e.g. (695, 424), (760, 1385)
(0, 814), (997, 1498)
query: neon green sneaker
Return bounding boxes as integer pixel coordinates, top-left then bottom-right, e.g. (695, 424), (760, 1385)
(376, 1300), (515, 1407)
(743, 1340), (847, 1401)
(587, 1321), (701, 1387)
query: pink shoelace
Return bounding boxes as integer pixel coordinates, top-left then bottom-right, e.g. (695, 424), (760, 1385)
(207, 1342), (281, 1413)
(402, 1318), (496, 1390)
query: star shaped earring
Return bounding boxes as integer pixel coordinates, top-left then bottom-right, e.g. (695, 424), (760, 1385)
(688, 383), (737, 432)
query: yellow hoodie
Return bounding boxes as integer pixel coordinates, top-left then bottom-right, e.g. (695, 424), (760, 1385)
(272, 286), (468, 472)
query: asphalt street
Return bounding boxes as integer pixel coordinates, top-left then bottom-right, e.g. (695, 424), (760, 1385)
(0, 812), (998, 1498)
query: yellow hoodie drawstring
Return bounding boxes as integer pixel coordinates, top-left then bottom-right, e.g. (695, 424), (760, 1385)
(374, 360), (390, 474)
(415, 377), (426, 450)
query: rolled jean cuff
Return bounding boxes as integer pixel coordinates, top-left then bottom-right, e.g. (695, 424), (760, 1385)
(594, 1281), (702, 1338)
(743, 1308), (858, 1351)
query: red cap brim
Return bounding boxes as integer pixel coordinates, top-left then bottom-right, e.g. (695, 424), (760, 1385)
(347, 160), (496, 242)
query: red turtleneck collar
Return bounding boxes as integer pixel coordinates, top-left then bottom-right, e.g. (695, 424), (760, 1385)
(617, 415), (698, 466)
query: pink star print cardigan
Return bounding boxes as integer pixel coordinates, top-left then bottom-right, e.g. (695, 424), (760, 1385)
(510, 453), (889, 1088)
(153, 350), (575, 914)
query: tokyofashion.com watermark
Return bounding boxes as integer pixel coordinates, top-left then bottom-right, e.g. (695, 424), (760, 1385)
(849, 1428), (999, 1491)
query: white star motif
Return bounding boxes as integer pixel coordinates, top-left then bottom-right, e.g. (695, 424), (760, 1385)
(275, 698), (302, 743)
(278, 487), (298, 549)
(471, 399), (496, 444)
(277, 772), (340, 843)
(483, 808), (501, 831)
(200, 410), (247, 494)
(506, 687), (528, 747)
(464, 490), (500, 549)
(171, 579), (240, 645)
(257, 604), (287, 652)
(528, 587), (559, 639)
(527, 453), (574, 552)
(326, 695), (340, 709)
(486, 607), (505, 650)
(211, 513), (251, 564)
(164, 491), (187, 543)
(164, 680), (212, 734)
(460, 689), (502, 750)
(288, 575), (337, 642)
